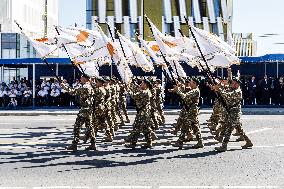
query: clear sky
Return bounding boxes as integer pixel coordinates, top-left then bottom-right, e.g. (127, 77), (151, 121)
(59, 0), (284, 56)
(59, 0), (86, 28)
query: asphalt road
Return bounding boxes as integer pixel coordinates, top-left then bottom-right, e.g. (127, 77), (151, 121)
(0, 114), (283, 188)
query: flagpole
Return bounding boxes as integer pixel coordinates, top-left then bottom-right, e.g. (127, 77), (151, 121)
(144, 15), (175, 81)
(183, 17), (232, 114)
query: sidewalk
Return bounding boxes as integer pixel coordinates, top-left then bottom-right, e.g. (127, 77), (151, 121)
(0, 108), (284, 116)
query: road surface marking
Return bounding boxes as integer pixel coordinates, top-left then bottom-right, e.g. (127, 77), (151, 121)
(33, 186), (89, 189)
(247, 128), (272, 134)
(223, 186), (279, 189)
(98, 186), (151, 189)
(160, 186), (219, 189)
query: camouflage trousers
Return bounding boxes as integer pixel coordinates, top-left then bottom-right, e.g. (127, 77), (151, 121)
(209, 101), (221, 128)
(128, 111), (153, 143)
(215, 111), (228, 137)
(157, 102), (165, 123)
(178, 107), (202, 142)
(150, 106), (160, 130)
(73, 109), (95, 143)
(173, 108), (187, 133)
(222, 110), (246, 144)
(119, 97), (129, 121)
(104, 108), (115, 137)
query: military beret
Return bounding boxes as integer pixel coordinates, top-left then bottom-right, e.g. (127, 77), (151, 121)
(81, 73), (90, 79)
(191, 77), (200, 85)
(144, 79), (153, 89)
(232, 77), (242, 84)
(96, 77), (105, 83)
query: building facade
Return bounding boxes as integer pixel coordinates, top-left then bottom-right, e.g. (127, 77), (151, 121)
(0, 0), (58, 83)
(86, 0), (233, 41)
(233, 33), (257, 57)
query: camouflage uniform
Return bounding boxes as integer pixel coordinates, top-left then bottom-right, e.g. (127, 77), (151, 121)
(150, 87), (160, 130)
(155, 84), (165, 124)
(208, 98), (221, 130)
(174, 87), (203, 148)
(103, 84), (115, 140)
(115, 82), (125, 125)
(215, 86), (253, 151)
(126, 83), (153, 146)
(109, 84), (119, 129)
(91, 86), (106, 136)
(171, 86), (191, 135)
(63, 82), (96, 146)
(118, 83), (130, 122)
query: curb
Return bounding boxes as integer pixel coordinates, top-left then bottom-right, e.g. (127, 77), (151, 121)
(0, 108), (284, 116)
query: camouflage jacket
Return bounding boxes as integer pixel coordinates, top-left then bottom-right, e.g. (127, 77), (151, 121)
(130, 84), (152, 114)
(62, 82), (93, 110)
(93, 86), (106, 113)
(104, 85), (112, 109)
(155, 85), (164, 104)
(177, 87), (200, 110)
(219, 87), (242, 114)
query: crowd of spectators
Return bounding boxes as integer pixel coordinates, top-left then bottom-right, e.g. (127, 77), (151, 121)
(0, 77), (80, 109)
(1, 75), (284, 109)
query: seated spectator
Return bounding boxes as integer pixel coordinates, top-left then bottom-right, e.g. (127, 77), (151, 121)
(50, 86), (60, 106)
(8, 88), (18, 109)
(60, 79), (70, 106)
(37, 87), (48, 106)
(22, 87), (32, 106)
(3, 88), (10, 107)
(0, 87), (5, 107)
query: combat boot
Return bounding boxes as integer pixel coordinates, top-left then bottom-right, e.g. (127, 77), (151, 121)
(151, 132), (158, 141)
(114, 124), (119, 131)
(172, 140), (183, 149)
(125, 142), (136, 149)
(185, 133), (194, 142)
(242, 135), (253, 149)
(214, 134), (224, 142)
(235, 135), (245, 142)
(125, 117), (130, 123)
(233, 130), (241, 136)
(102, 135), (113, 142)
(85, 142), (97, 151)
(80, 135), (89, 144)
(192, 140), (204, 149)
(215, 143), (227, 152)
(141, 141), (152, 149)
(66, 142), (78, 152)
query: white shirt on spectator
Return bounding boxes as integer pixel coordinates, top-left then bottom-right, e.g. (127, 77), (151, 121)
(0, 90), (4, 97)
(38, 90), (48, 97)
(23, 90), (32, 98)
(50, 88), (60, 97)
(9, 91), (17, 98)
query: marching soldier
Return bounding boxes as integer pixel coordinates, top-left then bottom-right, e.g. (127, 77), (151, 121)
(61, 75), (96, 152)
(125, 79), (153, 149)
(154, 79), (165, 125)
(103, 77), (115, 142)
(118, 82), (130, 123)
(171, 78), (204, 149)
(213, 77), (253, 152)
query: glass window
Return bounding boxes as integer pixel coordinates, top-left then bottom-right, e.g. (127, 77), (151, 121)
(1, 33), (18, 50)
